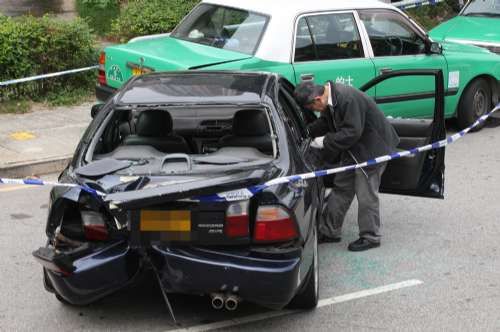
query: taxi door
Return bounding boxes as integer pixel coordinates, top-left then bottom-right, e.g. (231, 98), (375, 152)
(292, 11), (376, 97)
(357, 9), (449, 119)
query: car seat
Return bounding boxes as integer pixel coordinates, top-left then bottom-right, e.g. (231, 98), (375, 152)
(218, 109), (273, 155)
(123, 109), (190, 153)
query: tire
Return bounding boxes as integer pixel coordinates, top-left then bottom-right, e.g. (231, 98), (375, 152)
(457, 78), (492, 131)
(287, 224), (319, 309)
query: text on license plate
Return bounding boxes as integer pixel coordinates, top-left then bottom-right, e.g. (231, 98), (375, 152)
(140, 210), (191, 232)
(132, 68), (144, 76)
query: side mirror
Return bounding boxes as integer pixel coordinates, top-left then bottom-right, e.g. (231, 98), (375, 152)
(427, 41), (443, 55)
(91, 104), (104, 118)
(430, 42), (443, 54)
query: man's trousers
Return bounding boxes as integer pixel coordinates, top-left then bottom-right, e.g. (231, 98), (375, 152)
(319, 163), (387, 243)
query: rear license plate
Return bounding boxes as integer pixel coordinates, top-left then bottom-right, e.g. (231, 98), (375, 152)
(132, 67), (143, 76)
(140, 210), (191, 241)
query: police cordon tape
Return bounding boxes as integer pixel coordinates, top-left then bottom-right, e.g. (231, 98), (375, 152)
(207, 103), (500, 202)
(0, 65), (98, 87)
(1, 103), (499, 202)
(393, 0), (445, 10)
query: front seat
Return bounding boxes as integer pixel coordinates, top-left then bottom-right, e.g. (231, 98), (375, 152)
(123, 109), (189, 153)
(218, 109), (273, 155)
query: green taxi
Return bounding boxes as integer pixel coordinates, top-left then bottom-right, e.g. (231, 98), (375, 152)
(97, 0), (500, 129)
(430, 0), (500, 55)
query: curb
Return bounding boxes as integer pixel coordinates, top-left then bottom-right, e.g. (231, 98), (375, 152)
(0, 155), (72, 178)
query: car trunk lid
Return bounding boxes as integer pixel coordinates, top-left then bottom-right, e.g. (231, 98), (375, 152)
(104, 36), (252, 89)
(80, 167), (278, 246)
(101, 167), (272, 208)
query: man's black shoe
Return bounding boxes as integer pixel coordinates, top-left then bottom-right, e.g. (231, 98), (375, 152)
(348, 238), (380, 251)
(319, 234), (341, 243)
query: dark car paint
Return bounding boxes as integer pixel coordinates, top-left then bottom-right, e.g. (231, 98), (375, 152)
(39, 72), (322, 309)
(38, 70), (446, 310)
(44, 241), (141, 305)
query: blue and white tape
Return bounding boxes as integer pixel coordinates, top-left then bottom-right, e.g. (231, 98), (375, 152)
(0, 65), (98, 87)
(1, 104), (499, 202)
(203, 103), (500, 202)
(394, 0), (444, 10)
(0, 177), (103, 196)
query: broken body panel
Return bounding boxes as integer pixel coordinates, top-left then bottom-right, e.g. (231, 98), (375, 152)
(35, 70), (446, 311)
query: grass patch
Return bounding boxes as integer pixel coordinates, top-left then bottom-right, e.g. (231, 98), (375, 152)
(42, 87), (95, 107)
(1, 87), (94, 114)
(0, 99), (31, 114)
(76, 0), (120, 36)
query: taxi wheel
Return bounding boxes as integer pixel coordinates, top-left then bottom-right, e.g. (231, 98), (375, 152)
(457, 78), (491, 131)
(287, 224), (319, 309)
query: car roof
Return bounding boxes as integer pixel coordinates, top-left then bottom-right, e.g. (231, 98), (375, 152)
(200, 0), (399, 63)
(116, 71), (278, 106)
(202, 0), (394, 16)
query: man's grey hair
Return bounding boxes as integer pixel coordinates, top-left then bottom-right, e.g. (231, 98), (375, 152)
(294, 81), (325, 107)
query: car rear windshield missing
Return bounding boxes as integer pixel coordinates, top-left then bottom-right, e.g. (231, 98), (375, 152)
(171, 3), (268, 55)
(87, 107), (276, 176)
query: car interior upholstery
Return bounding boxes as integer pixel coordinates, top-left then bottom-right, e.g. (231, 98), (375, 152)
(94, 108), (274, 159)
(381, 118), (433, 191)
(122, 109), (190, 153)
(218, 109), (273, 155)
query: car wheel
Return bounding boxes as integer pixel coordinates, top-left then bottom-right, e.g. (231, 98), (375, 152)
(287, 224), (319, 309)
(457, 78), (492, 131)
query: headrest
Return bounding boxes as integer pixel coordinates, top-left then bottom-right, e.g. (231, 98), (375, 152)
(136, 110), (173, 137)
(232, 109), (270, 137)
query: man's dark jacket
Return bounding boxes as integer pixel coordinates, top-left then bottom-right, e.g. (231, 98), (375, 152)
(308, 82), (400, 164)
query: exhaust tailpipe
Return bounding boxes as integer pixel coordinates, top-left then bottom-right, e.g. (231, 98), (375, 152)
(211, 293), (224, 310)
(225, 295), (239, 311)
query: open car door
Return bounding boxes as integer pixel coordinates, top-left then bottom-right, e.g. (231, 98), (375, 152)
(360, 69), (446, 198)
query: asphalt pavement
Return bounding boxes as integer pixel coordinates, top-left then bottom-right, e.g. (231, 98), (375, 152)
(0, 121), (499, 331)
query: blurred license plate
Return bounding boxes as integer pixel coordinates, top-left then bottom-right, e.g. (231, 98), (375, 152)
(140, 210), (191, 232)
(132, 67), (143, 76)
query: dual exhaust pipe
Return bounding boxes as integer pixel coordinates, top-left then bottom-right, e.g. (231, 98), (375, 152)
(211, 293), (240, 311)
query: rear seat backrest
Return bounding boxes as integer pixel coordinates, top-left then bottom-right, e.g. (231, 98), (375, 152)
(122, 109), (190, 153)
(218, 109), (273, 155)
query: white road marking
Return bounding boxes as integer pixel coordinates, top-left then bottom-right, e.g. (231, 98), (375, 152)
(170, 279), (423, 332)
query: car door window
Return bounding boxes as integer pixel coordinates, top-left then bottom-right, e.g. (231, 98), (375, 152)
(294, 13), (364, 62)
(278, 89), (308, 144)
(359, 10), (426, 56)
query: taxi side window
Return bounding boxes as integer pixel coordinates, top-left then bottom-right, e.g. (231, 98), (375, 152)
(358, 10), (426, 56)
(294, 13), (364, 62)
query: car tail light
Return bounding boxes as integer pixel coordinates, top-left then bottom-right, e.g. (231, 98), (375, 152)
(81, 210), (109, 241)
(254, 205), (298, 243)
(98, 52), (106, 85)
(225, 201), (249, 238)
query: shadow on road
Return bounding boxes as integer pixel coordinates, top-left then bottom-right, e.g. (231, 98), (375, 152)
(56, 270), (269, 329)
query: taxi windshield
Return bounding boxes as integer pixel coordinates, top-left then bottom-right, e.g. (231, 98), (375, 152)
(462, 0), (500, 16)
(171, 3), (268, 55)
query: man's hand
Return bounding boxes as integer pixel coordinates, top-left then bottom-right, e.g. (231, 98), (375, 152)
(310, 136), (325, 149)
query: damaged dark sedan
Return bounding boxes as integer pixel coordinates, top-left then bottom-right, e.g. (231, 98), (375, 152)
(34, 70), (447, 313)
